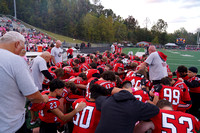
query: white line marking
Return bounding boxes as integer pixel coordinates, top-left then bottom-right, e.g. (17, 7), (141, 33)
(181, 54), (193, 57)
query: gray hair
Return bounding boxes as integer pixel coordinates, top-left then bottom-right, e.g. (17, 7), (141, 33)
(0, 31), (25, 44)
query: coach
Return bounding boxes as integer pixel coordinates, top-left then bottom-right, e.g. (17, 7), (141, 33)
(140, 45), (168, 85)
(30, 51), (54, 91)
(51, 40), (63, 65)
(0, 31), (48, 133)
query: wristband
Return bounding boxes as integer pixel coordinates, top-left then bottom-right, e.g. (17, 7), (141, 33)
(154, 92), (159, 96)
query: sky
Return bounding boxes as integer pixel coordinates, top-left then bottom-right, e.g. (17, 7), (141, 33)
(90, 0), (200, 33)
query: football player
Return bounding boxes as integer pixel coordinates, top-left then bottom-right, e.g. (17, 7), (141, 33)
(39, 79), (86, 133)
(72, 84), (109, 133)
(150, 77), (184, 110)
(134, 99), (200, 133)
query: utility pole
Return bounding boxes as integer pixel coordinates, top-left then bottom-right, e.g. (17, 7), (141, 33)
(14, 0), (17, 19)
(197, 31), (200, 48)
(144, 17), (151, 30)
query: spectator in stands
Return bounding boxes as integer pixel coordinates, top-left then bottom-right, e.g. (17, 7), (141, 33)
(30, 51), (54, 91)
(51, 40), (63, 65)
(0, 31), (49, 133)
(140, 45), (168, 85)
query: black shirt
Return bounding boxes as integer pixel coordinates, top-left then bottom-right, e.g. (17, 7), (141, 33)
(95, 90), (159, 133)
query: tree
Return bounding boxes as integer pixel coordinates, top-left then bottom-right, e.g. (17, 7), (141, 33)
(151, 19), (168, 33)
(113, 21), (127, 42)
(152, 36), (159, 44)
(124, 16), (138, 31)
(0, 0), (10, 14)
(82, 13), (98, 41)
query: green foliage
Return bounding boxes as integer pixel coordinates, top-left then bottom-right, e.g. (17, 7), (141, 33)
(151, 19), (168, 33)
(0, 0), (10, 14)
(152, 36), (159, 44)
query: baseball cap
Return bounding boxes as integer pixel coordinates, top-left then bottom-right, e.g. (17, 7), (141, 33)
(188, 67), (198, 73)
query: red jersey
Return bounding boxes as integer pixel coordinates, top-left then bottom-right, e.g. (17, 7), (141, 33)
(67, 48), (73, 55)
(102, 52), (112, 58)
(129, 55), (135, 60)
(85, 77), (97, 100)
(151, 109), (200, 133)
(68, 76), (87, 85)
(85, 69), (100, 80)
(56, 62), (63, 68)
(187, 76), (200, 93)
(125, 70), (135, 79)
(86, 57), (92, 64)
(85, 79), (114, 100)
(63, 66), (74, 74)
(124, 73), (151, 88)
(115, 47), (122, 54)
(39, 96), (62, 123)
(67, 59), (79, 67)
(79, 63), (90, 72)
(173, 80), (191, 112)
(62, 66), (80, 78)
(97, 60), (106, 66)
(29, 90), (49, 111)
(72, 98), (101, 133)
(132, 60), (141, 65)
(113, 63), (124, 72)
(62, 88), (84, 104)
(97, 65), (105, 71)
(132, 90), (150, 103)
(152, 85), (183, 110)
(95, 79), (114, 89)
(166, 64), (172, 78)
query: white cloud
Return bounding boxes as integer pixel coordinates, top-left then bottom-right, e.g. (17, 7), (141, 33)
(90, 0), (200, 33)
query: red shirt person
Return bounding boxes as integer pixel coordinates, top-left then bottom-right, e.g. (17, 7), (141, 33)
(171, 79), (192, 112)
(72, 84), (110, 133)
(38, 79), (86, 133)
(150, 77), (184, 111)
(67, 47), (74, 59)
(134, 100), (200, 133)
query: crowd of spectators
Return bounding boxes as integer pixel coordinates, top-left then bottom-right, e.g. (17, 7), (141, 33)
(0, 16), (56, 53)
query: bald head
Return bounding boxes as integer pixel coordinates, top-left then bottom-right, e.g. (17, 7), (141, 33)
(56, 40), (62, 48)
(148, 45), (156, 54)
(40, 51), (51, 62)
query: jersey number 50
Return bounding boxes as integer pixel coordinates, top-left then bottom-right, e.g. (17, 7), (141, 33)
(73, 105), (94, 129)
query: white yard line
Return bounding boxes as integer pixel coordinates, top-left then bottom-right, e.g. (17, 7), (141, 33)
(167, 63), (200, 66)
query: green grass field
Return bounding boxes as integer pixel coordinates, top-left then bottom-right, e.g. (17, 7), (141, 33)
(123, 47), (200, 72)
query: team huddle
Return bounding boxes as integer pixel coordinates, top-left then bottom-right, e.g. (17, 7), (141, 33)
(27, 43), (200, 133)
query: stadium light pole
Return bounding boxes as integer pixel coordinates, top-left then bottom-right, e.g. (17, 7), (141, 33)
(14, 0), (17, 19)
(197, 31), (200, 48)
